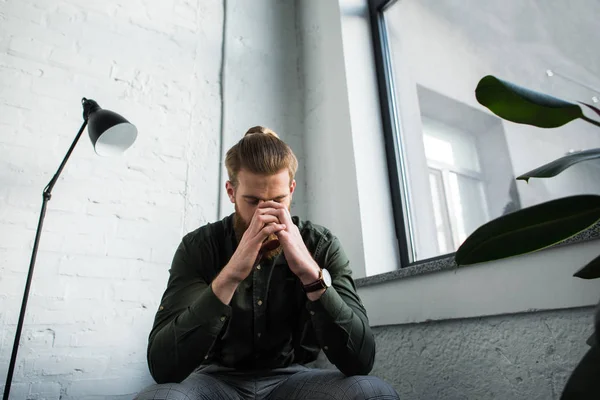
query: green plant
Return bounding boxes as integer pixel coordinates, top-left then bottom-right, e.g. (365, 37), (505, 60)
(455, 75), (600, 278)
(454, 75), (600, 398)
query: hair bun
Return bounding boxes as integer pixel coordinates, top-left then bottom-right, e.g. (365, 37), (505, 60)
(244, 126), (279, 138)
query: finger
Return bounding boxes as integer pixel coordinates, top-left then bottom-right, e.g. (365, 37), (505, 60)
(258, 201), (285, 209)
(260, 223), (286, 239)
(255, 214), (280, 227)
(252, 205), (278, 218)
(254, 209), (284, 222)
(247, 217), (280, 240)
(253, 207), (279, 217)
(248, 211), (279, 230)
(262, 208), (293, 229)
(274, 229), (289, 243)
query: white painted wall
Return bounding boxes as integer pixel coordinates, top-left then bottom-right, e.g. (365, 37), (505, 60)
(0, 0), (303, 398)
(296, 0), (400, 279)
(358, 240), (600, 326)
(296, 0), (368, 278)
(338, 0), (400, 277)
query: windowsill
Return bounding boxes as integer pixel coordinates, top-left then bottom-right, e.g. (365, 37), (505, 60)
(355, 222), (600, 288)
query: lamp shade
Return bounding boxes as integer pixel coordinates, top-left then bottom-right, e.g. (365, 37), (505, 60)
(85, 100), (137, 157)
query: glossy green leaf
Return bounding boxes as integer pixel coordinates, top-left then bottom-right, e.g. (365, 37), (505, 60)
(582, 102), (600, 119)
(455, 195), (600, 265)
(580, 103), (600, 128)
(476, 75), (584, 128)
(517, 148), (600, 182)
(574, 254), (600, 279)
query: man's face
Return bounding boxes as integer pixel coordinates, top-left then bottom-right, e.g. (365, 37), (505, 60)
(226, 168), (296, 259)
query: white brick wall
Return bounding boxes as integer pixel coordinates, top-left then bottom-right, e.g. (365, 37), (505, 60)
(0, 0), (226, 397)
(1, 0), (307, 397)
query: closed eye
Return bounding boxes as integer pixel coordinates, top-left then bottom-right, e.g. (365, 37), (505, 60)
(242, 195), (288, 205)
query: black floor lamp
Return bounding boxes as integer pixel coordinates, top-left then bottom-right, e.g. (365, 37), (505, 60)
(2, 98), (137, 400)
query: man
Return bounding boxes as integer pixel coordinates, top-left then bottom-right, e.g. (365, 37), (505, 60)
(136, 127), (399, 400)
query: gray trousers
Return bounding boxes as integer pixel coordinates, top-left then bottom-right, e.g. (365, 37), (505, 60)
(135, 365), (399, 400)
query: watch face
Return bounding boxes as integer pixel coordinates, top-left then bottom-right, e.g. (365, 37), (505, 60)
(322, 269), (332, 287)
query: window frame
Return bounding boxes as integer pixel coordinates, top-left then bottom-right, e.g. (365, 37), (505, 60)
(427, 167), (454, 253)
(368, 0), (599, 273)
(369, 0), (500, 269)
(368, 0), (413, 268)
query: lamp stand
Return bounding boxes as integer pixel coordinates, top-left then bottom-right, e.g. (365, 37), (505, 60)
(3, 120), (88, 400)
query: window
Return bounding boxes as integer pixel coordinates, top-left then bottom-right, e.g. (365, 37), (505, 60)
(369, 0), (600, 266)
(422, 117), (489, 254)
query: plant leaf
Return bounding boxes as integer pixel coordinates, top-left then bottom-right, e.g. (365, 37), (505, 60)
(476, 75), (584, 128)
(574, 254), (600, 279)
(455, 195), (600, 265)
(582, 102), (600, 119)
(517, 148), (600, 182)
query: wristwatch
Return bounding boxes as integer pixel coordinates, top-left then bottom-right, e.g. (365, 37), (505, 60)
(303, 268), (332, 293)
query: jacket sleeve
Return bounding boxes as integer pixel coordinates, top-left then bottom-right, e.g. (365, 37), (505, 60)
(305, 232), (376, 376)
(147, 237), (231, 383)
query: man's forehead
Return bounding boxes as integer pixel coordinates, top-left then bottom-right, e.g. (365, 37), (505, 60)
(237, 168), (289, 182)
(237, 170), (290, 189)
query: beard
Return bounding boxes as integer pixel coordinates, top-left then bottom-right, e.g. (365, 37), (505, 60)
(233, 203), (287, 261)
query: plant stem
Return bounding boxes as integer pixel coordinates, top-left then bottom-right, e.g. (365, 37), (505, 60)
(581, 115), (600, 129)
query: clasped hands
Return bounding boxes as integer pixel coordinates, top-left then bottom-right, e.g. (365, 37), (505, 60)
(214, 201), (325, 304)
(228, 201), (321, 287)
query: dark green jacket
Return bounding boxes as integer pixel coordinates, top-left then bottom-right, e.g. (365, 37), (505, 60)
(147, 214), (375, 383)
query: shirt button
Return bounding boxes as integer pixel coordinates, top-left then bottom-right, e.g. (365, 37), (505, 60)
(324, 346), (329, 351)
(310, 311), (315, 316)
(257, 300), (263, 306)
(204, 355), (209, 360)
(220, 316), (227, 322)
(257, 332), (262, 338)
(159, 306), (164, 311)
(256, 265), (261, 270)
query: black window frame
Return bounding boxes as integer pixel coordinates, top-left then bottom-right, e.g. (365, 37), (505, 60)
(368, 0), (413, 269)
(368, 0), (600, 273)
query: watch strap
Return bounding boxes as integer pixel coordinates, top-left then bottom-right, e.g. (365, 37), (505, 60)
(303, 269), (326, 293)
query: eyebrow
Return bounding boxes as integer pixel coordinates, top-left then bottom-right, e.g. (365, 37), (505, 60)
(242, 194), (288, 202)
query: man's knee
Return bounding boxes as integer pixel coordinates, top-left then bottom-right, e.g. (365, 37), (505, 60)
(349, 375), (399, 400)
(134, 372), (236, 400)
(134, 384), (193, 400)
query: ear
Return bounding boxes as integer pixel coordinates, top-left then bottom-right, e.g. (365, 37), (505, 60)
(225, 181), (236, 203)
(289, 179), (296, 195)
